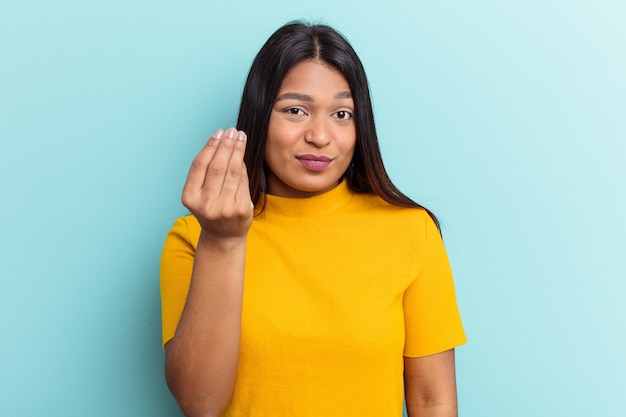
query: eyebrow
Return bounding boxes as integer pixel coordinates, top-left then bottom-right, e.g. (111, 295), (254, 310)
(274, 91), (353, 102)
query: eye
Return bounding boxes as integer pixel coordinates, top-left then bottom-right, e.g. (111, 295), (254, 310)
(285, 107), (306, 116)
(334, 110), (353, 120)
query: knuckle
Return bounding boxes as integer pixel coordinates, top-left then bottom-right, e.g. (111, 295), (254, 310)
(227, 166), (241, 177)
(204, 211), (220, 222)
(181, 189), (197, 208)
(234, 139), (246, 150)
(234, 201), (253, 217)
(208, 164), (226, 176)
(181, 192), (191, 207)
(190, 155), (206, 168)
(221, 137), (235, 148)
(216, 208), (234, 222)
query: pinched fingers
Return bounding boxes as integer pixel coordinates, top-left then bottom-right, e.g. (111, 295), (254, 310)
(181, 127), (252, 236)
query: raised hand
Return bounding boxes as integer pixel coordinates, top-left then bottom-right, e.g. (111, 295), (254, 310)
(181, 127), (253, 242)
(166, 127), (253, 415)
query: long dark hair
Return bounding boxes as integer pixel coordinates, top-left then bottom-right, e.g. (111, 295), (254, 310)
(237, 21), (439, 229)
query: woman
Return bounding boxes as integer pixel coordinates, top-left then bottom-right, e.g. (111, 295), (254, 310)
(160, 22), (466, 417)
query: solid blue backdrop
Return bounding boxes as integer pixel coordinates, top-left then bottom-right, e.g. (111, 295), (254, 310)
(1, 1), (624, 415)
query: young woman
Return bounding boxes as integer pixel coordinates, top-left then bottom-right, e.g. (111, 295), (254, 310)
(160, 22), (466, 417)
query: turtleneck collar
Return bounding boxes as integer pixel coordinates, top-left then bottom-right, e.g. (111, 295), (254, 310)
(258, 181), (354, 218)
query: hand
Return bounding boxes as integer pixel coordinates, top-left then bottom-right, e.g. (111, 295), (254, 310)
(181, 127), (253, 243)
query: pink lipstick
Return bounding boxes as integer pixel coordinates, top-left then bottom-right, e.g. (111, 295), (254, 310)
(296, 154), (333, 171)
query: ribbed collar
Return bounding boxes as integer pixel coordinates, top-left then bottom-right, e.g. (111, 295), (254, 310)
(260, 181), (353, 218)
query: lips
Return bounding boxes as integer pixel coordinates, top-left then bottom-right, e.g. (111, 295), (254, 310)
(296, 154), (333, 171)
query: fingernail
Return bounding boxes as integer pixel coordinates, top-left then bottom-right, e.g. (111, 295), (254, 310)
(237, 131), (247, 142)
(214, 129), (224, 140)
(225, 127), (237, 139)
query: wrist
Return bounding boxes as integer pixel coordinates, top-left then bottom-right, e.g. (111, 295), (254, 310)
(197, 230), (248, 252)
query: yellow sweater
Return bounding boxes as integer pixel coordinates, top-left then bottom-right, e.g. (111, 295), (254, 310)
(160, 182), (466, 416)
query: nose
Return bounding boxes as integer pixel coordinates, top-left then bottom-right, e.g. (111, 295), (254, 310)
(304, 116), (331, 147)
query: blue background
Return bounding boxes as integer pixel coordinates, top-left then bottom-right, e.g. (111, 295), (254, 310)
(1, 0), (624, 415)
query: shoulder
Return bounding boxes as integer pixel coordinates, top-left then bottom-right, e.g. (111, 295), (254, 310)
(346, 192), (438, 241)
(351, 192), (433, 223)
(167, 214), (202, 248)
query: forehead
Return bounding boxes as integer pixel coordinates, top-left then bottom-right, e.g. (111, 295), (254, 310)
(278, 59), (351, 94)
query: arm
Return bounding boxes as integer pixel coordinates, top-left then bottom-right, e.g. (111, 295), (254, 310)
(404, 349), (458, 417)
(164, 128), (252, 417)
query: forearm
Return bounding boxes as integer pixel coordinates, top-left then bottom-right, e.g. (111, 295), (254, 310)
(165, 233), (247, 417)
(406, 404), (457, 417)
(404, 350), (458, 417)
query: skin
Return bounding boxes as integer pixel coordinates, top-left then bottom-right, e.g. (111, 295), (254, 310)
(164, 59), (459, 417)
(165, 127), (252, 417)
(265, 59), (356, 198)
(405, 350), (459, 417)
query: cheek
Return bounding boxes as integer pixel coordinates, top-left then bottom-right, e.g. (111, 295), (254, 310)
(264, 121), (281, 158)
(263, 137), (288, 175)
(343, 135), (357, 159)
(263, 143), (277, 169)
(266, 119), (295, 152)
(264, 137), (284, 163)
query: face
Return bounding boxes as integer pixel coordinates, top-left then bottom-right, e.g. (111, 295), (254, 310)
(265, 59), (356, 198)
